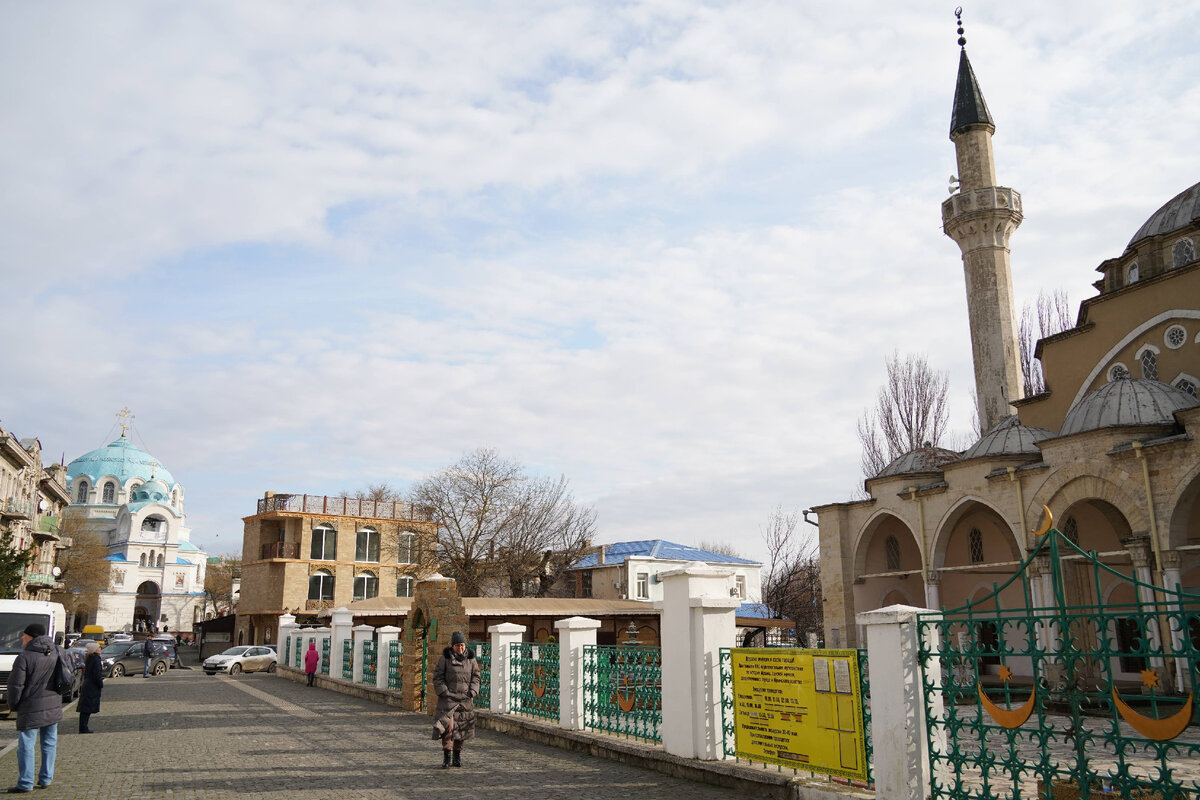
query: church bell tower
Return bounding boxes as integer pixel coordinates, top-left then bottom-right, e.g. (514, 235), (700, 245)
(942, 10), (1024, 433)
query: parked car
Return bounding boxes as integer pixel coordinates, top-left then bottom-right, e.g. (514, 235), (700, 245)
(100, 640), (170, 677)
(149, 635), (181, 668)
(203, 645), (278, 676)
(108, 632), (133, 644)
(60, 646), (86, 702)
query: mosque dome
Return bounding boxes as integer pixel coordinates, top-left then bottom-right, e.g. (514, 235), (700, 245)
(1060, 378), (1199, 437)
(876, 445), (960, 479)
(1127, 181), (1200, 248)
(66, 435), (176, 489)
(960, 415), (1054, 461)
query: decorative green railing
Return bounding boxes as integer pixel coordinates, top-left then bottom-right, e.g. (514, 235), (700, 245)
(388, 640), (401, 690)
(918, 527), (1200, 800)
(321, 637), (330, 675)
(342, 640), (353, 680)
(362, 640), (377, 684)
(284, 636), (292, 668)
(468, 640), (491, 709)
(419, 637), (428, 711)
(582, 644), (662, 742)
(294, 636), (303, 668)
(509, 641), (559, 721)
(857, 647), (872, 785)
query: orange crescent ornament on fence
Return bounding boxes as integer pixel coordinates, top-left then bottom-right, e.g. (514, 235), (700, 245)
(616, 676), (637, 712)
(1033, 505), (1053, 536)
(532, 665), (546, 698)
(1111, 690), (1194, 741)
(978, 683), (1036, 729)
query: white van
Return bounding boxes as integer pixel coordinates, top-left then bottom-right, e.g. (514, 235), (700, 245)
(0, 600), (67, 712)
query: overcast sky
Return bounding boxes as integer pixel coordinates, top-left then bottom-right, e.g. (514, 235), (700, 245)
(2, 2), (1198, 564)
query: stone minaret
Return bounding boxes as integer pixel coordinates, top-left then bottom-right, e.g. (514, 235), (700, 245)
(941, 13), (1023, 433)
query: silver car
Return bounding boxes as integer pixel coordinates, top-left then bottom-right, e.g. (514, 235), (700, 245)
(203, 645), (278, 675)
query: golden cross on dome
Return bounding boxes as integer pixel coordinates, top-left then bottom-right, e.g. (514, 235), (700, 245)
(150, 458), (159, 479)
(116, 407), (134, 437)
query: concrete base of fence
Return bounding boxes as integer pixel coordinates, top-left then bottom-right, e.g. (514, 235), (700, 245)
(278, 665), (414, 710)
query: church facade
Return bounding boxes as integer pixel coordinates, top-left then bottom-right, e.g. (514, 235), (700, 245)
(63, 432), (208, 634)
(813, 35), (1200, 684)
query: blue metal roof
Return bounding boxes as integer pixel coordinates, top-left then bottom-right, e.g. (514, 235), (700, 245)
(571, 539), (759, 569)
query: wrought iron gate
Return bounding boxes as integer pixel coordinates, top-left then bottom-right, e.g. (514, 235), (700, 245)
(918, 525), (1199, 799)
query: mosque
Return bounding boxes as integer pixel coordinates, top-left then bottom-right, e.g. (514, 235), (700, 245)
(62, 415), (208, 633)
(813, 22), (1200, 673)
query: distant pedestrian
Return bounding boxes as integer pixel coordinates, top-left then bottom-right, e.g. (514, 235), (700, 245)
(432, 631), (480, 768)
(5, 623), (63, 792)
(142, 639), (161, 678)
(77, 642), (103, 734)
(303, 641), (320, 687)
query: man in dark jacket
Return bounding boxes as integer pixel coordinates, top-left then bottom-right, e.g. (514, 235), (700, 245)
(5, 623), (63, 792)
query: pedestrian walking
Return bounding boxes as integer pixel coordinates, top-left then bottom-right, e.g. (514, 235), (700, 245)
(432, 631), (480, 769)
(303, 641), (320, 687)
(142, 638), (161, 677)
(5, 624), (63, 792)
(77, 641), (103, 734)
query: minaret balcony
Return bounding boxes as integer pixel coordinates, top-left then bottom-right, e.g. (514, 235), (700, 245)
(942, 186), (1022, 225)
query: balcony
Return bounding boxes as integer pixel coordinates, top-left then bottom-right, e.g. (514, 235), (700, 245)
(23, 570), (55, 586)
(256, 494), (434, 522)
(0, 500), (33, 521)
(261, 541), (300, 560)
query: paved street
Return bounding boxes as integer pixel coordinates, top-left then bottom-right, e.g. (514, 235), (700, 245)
(0, 654), (747, 799)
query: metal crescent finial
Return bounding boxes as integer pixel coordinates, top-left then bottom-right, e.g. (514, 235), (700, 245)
(955, 7), (966, 48)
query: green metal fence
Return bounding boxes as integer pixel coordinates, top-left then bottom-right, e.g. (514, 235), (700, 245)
(918, 527), (1200, 800)
(468, 640), (490, 709)
(509, 641), (559, 721)
(419, 637), (428, 711)
(361, 640), (377, 684)
(582, 644), (662, 742)
(388, 640), (401, 690)
(342, 639), (353, 680)
(294, 636), (303, 668)
(321, 637), (330, 675)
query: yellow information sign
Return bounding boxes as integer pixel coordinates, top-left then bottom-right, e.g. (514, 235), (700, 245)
(730, 648), (867, 781)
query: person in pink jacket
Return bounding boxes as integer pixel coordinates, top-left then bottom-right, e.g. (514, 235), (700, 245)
(303, 641), (320, 687)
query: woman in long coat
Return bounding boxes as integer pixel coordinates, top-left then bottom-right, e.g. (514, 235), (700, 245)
(77, 641), (104, 733)
(432, 631), (481, 768)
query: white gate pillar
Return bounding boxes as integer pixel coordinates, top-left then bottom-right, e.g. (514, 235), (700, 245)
(489, 622), (526, 713)
(351, 624), (374, 684)
(659, 565), (739, 760)
(277, 613), (297, 666)
(376, 625), (402, 690)
(329, 607), (353, 679)
(555, 616), (601, 730)
(857, 604), (943, 800)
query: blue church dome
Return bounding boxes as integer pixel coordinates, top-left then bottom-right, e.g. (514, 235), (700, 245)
(66, 436), (176, 489)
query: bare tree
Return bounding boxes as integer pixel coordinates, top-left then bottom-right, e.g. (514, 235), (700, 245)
(1019, 289), (1073, 396)
(342, 482), (403, 502)
(203, 556), (241, 618)
(856, 351), (950, 479)
(410, 448), (596, 597)
(758, 507), (822, 645)
(50, 519), (110, 616)
(697, 540), (742, 559)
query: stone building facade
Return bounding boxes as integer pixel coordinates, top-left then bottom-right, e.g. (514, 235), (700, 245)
(813, 37), (1200, 674)
(237, 491), (439, 646)
(0, 425), (70, 601)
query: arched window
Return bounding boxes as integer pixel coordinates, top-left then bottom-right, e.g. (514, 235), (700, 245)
(354, 571), (378, 601)
(1175, 378), (1198, 398)
(139, 553), (147, 567)
(884, 535), (901, 571)
(1108, 364), (1131, 381)
(308, 570), (334, 602)
(156, 553), (164, 568)
(310, 524), (336, 560)
(1140, 349), (1158, 380)
(1126, 262), (1139, 284)
(1172, 237), (1195, 268)
(397, 533), (415, 564)
(355, 527), (379, 563)
(968, 528), (985, 563)
(102, 481), (116, 504)
(76, 481), (89, 503)
(397, 574), (415, 598)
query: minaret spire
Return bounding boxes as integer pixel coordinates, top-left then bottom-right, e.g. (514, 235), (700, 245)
(942, 8), (1024, 432)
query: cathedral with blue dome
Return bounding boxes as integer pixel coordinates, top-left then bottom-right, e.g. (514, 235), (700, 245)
(63, 420), (208, 634)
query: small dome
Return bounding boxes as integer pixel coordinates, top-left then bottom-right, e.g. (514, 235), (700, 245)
(960, 415), (1053, 461)
(1127, 181), (1200, 248)
(876, 446), (960, 479)
(132, 479), (170, 504)
(67, 436), (175, 490)
(1060, 378), (1199, 436)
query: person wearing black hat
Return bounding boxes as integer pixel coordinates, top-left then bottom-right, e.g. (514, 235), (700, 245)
(432, 631), (480, 768)
(5, 624), (63, 792)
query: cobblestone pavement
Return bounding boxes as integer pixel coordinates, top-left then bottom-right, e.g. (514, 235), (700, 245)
(0, 663), (748, 799)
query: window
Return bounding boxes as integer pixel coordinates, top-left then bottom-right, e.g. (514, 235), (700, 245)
(1115, 617), (1146, 672)
(1176, 378), (1198, 399)
(1108, 363), (1131, 381)
(1172, 237), (1195, 268)
(353, 571), (378, 601)
(355, 527), (379, 563)
(1063, 516), (1079, 546)
(139, 553), (147, 567)
(884, 535), (901, 571)
(76, 481), (89, 503)
(1165, 325), (1188, 350)
(580, 570), (592, 598)
(968, 528), (984, 563)
(635, 572), (649, 600)
(102, 482), (116, 504)
(310, 524), (336, 560)
(397, 533), (414, 564)
(735, 574), (747, 600)
(397, 575), (415, 598)
(1140, 349), (1158, 380)
(308, 570), (334, 601)
(1126, 262), (1139, 284)
(156, 553), (163, 568)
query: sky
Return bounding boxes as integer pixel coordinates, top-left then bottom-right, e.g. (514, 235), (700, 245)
(2, 2), (1199, 565)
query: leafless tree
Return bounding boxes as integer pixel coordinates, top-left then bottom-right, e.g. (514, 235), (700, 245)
(342, 482), (403, 502)
(696, 540), (742, 559)
(1019, 289), (1073, 396)
(410, 448), (596, 597)
(50, 519), (110, 616)
(758, 507), (822, 645)
(856, 351), (950, 479)
(203, 556), (241, 618)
